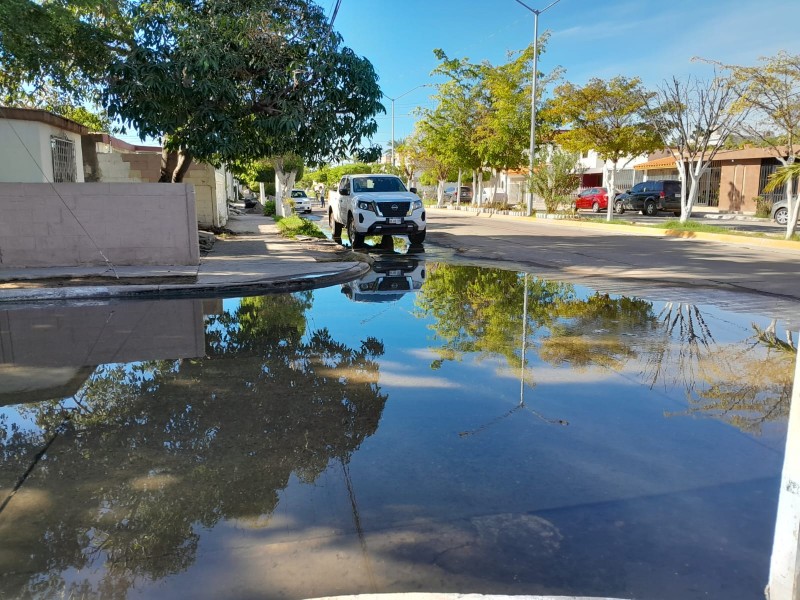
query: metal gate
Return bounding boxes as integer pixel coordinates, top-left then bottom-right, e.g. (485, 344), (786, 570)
(50, 135), (77, 182)
(696, 162), (721, 207)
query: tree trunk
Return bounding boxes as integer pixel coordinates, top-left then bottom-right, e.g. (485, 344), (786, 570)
(436, 179), (446, 207)
(605, 161), (618, 222)
(785, 169), (799, 240)
(456, 169), (462, 207)
(159, 148), (178, 182)
(681, 161), (707, 224)
(173, 149), (193, 183)
(158, 147), (192, 183)
(477, 169), (484, 207)
(472, 169), (478, 206)
(274, 159), (297, 218)
(491, 169), (500, 207)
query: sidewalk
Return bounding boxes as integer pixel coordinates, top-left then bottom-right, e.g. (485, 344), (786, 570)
(0, 214), (370, 303)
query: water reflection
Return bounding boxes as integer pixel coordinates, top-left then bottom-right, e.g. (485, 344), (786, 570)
(341, 254), (426, 303)
(0, 263), (794, 599)
(0, 294), (387, 598)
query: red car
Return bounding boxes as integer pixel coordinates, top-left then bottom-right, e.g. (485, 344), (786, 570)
(574, 187), (609, 212)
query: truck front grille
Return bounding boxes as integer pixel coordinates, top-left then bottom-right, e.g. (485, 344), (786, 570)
(376, 202), (410, 217)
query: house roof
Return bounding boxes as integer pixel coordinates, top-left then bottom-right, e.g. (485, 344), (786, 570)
(634, 156), (677, 170)
(0, 106), (90, 135)
(635, 145), (800, 170)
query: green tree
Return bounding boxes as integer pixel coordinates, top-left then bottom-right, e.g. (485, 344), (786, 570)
(547, 76), (662, 221)
(1, 0), (384, 183)
(529, 147), (583, 213)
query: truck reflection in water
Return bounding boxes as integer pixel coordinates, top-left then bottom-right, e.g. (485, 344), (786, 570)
(341, 243), (426, 303)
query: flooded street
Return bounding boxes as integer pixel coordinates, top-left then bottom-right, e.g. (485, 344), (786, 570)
(0, 256), (794, 600)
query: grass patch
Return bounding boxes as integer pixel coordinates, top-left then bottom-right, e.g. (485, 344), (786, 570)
(654, 219), (735, 233)
(274, 214), (326, 239)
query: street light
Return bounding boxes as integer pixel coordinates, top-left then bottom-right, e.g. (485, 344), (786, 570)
(514, 0), (563, 216)
(384, 84), (430, 167)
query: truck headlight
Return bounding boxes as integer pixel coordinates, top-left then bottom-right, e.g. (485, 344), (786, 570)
(408, 199), (423, 215)
(357, 201), (376, 212)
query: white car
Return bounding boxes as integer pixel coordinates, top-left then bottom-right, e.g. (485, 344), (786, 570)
(291, 189), (313, 214)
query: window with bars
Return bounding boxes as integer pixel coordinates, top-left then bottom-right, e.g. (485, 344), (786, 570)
(51, 135), (77, 182)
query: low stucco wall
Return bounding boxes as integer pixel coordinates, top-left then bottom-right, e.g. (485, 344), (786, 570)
(0, 183), (199, 268)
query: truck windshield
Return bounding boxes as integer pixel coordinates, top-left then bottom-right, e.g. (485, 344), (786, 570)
(352, 177), (407, 193)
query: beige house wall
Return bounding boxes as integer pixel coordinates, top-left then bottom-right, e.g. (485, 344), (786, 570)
(0, 182), (199, 267)
(90, 148), (226, 227)
(0, 119), (85, 183)
(718, 159), (761, 213)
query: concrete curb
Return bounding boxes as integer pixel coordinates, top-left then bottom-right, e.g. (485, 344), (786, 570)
(0, 262), (371, 305)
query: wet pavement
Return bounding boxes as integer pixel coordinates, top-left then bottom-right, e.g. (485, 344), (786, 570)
(0, 253), (793, 599)
(0, 209), (797, 599)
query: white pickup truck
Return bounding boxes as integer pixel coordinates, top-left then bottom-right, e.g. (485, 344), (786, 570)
(328, 174), (426, 247)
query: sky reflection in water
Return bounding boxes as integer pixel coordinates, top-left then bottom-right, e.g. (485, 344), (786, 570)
(0, 261), (793, 600)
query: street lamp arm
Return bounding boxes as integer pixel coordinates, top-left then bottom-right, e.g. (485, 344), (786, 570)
(384, 83), (431, 103)
(386, 83), (432, 167)
(514, 0), (562, 14)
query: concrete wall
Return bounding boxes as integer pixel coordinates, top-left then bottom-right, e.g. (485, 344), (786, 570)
(0, 183), (199, 267)
(0, 119), (84, 183)
(90, 149), (227, 227)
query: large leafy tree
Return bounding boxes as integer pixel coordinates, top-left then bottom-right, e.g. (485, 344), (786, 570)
(0, 0), (384, 183)
(547, 76), (662, 221)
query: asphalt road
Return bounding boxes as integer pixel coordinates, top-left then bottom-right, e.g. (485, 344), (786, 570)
(423, 208), (800, 328)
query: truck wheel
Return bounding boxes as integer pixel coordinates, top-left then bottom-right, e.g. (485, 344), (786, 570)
(409, 230), (426, 245)
(347, 216), (365, 248)
(644, 200), (658, 216)
(329, 210), (342, 238)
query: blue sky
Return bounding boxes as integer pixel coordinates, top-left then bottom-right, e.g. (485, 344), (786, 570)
(329, 0), (800, 151)
(115, 0), (800, 150)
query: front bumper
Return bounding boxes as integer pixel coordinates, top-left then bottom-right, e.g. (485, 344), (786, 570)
(356, 210), (426, 235)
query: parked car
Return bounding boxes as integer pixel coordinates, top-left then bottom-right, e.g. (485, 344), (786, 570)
(444, 185), (473, 204)
(574, 187), (610, 212)
(614, 180), (682, 216)
(771, 199), (799, 225)
(290, 189), (313, 214)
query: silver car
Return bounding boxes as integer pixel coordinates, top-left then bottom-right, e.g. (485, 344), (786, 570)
(291, 189), (313, 214)
(771, 199), (799, 225)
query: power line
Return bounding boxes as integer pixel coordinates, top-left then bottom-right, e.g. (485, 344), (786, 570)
(329, 0), (343, 28)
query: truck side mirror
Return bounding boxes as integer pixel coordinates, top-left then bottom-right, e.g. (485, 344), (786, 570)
(410, 187), (417, 194)
(339, 188), (349, 196)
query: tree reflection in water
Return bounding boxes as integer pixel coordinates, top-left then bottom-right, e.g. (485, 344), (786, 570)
(415, 264), (794, 436)
(0, 293), (387, 599)
(644, 305), (795, 434)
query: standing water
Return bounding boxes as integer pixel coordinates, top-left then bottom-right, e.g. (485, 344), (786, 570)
(0, 259), (793, 599)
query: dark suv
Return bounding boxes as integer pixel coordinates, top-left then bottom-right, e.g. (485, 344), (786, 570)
(614, 180), (682, 216)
